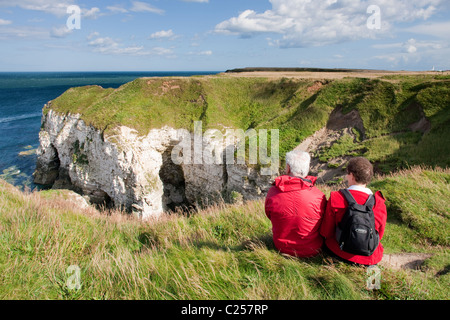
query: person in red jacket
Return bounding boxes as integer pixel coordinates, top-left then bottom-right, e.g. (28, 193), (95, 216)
(265, 150), (327, 258)
(320, 157), (387, 265)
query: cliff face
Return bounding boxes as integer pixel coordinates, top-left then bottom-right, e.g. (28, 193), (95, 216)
(34, 108), (275, 218)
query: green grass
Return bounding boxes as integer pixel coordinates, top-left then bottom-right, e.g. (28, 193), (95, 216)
(1, 167), (448, 300)
(370, 167), (450, 247)
(311, 77), (450, 172)
(47, 75), (449, 173)
(318, 133), (365, 162)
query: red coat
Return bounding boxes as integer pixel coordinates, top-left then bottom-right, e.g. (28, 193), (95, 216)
(265, 175), (327, 258)
(320, 189), (387, 265)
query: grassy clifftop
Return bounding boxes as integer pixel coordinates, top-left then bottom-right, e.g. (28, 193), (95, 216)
(0, 167), (448, 299)
(46, 74), (450, 172)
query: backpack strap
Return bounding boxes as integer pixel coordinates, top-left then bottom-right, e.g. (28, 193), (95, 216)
(339, 189), (357, 206)
(364, 194), (375, 209)
(339, 188), (375, 211)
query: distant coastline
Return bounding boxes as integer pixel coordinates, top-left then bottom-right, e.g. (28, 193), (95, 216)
(221, 67), (450, 80)
(225, 67), (398, 73)
(225, 67), (450, 74)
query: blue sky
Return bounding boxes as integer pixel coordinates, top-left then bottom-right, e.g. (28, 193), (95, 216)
(0, 0), (449, 71)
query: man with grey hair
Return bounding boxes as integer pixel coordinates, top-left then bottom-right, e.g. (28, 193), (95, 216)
(285, 149), (311, 178)
(265, 149), (326, 258)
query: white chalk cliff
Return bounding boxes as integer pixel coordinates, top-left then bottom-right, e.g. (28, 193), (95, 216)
(34, 108), (276, 218)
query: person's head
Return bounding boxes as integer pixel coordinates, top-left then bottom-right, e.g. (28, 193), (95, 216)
(285, 150), (310, 178)
(346, 157), (373, 186)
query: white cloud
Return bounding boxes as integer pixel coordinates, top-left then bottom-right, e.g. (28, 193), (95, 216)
(188, 50), (212, 55)
(149, 29), (179, 40)
(372, 42), (403, 50)
(87, 31), (100, 40)
(106, 5), (128, 14)
(215, 0), (445, 48)
(83, 7), (100, 19)
(0, 0), (74, 17)
(0, 1), (162, 18)
(215, 9), (292, 36)
(151, 47), (175, 55)
(374, 38), (444, 53)
(88, 32), (174, 56)
(403, 21), (450, 39)
(372, 37), (448, 68)
(181, 0), (209, 3)
(0, 1), (101, 20)
(50, 25), (72, 38)
(0, 18), (12, 25)
(404, 39), (418, 53)
(403, 38), (443, 52)
(0, 25), (49, 39)
(89, 37), (145, 55)
(130, 1), (164, 15)
(89, 36), (116, 47)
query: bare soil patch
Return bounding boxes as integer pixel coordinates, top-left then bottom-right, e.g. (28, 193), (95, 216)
(380, 253), (433, 270)
(295, 127), (353, 183)
(295, 104), (365, 183)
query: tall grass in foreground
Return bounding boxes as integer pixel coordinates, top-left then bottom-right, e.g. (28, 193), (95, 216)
(0, 167), (448, 300)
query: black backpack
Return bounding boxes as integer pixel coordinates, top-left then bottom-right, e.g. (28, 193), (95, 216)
(336, 189), (379, 256)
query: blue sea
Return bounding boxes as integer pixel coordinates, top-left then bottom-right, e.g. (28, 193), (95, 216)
(0, 71), (220, 190)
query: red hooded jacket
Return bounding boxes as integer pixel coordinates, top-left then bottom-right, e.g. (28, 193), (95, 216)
(320, 189), (387, 265)
(265, 175), (327, 258)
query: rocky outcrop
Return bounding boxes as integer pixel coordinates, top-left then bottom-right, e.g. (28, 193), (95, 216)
(295, 106), (366, 184)
(34, 109), (276, 218)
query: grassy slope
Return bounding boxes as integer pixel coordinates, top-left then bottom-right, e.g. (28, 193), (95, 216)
(0, 167), (448, 300)
(47, 75), (450, 171)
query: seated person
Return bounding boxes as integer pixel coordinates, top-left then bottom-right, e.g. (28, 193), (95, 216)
(320, 157), (387, 265)
(265, 150), (327, 258)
